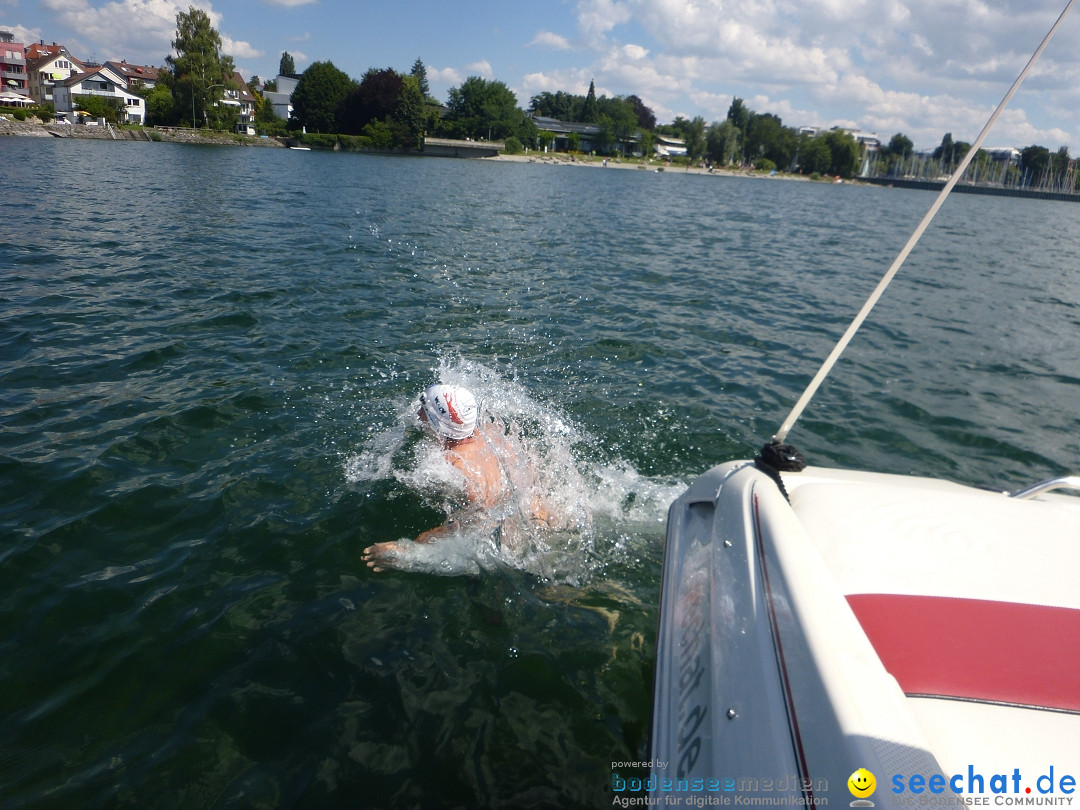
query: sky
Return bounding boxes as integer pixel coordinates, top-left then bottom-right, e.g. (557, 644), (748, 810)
(4, 0), (1080, 150)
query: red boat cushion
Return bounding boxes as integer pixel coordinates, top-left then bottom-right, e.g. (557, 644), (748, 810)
(847, 594), (1080, 712)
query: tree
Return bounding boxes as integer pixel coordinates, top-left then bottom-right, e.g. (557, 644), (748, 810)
(598, 99), (639, 155)
(279, 51), (295, 76)
(291, 60), (354, 132)
(76, 94), (124, 124)
(745, 113), (796, 169)
(797, 133), (832, 175)
(1020, 145), (1051, 187)
(823, 129), (860, 178)
(933, 132), (964, 170)
(166, 6), (235, 128)
(706, 119), (739, 165)
(529, 90), (576, 120)
(625, 94), (656, 131)
(886, 133), (914, 160)
(1050, 146), (1071, 189)
(442, 76), (535, 143)
(145, 84), (177, 125)
(395, 74), (426, 149)
(410, 58), (430, 99)
(686, 116), (707, 162)
(338, 67), (403, 135)
(583, 79), (600, 123)
(727, 97), (751, 130)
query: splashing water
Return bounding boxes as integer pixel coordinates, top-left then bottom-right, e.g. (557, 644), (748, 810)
(344, 358), (685, 583)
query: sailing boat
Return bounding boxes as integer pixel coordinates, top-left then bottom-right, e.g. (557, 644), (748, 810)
(648, 4), (1080, 807)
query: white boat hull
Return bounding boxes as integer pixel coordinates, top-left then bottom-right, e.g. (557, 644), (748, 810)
(650, 462), (1080, 806)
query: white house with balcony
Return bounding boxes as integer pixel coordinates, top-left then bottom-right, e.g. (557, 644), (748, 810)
(53, 65), (145, 124)
(27, 47), (83, 106)
(105, 60), (159, 92)
(221, 70), (258, 134)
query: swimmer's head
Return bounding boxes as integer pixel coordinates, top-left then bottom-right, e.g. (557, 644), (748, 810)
(418, 384), (478, 441)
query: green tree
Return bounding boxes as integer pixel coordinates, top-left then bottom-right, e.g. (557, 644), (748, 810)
(410, 58), (430, 100)
(339, 67), (403, 134)
(442, 76), (535, 143)
(932, 132), (972, 172)
(625, 94), (656, 130)
(145, 83), (177, 125)
(529, 90), (577, 120)
(686, 116), (707, 162)
(1020, 145), (1051, 187)
(75, 94), (124, 124)
(745, 113), (796, 169)
(1050, 146), (1070, 189)
(880, 133), (914, 176)
(596, 95), (639, 155)
(165, 6), (236, 128)
(886, 133), (914, 160)
(823, 129), (860, 178)
(291, 60), (354, 132)
(582, 79), (600, 123)
(727, 97), (752, 162)
(706, 119), (739, 165)
(279, 51), (295, 76)
(394, 74), (426, 149)
(797, 133), (831, 175)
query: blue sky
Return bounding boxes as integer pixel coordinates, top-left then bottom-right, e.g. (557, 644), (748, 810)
(4, 0), (1080, 150)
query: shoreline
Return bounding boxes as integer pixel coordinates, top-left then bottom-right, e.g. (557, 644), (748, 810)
(482, 151), (815, 181)
(0, 116), (287, 146)
(1, 116), (814, 179)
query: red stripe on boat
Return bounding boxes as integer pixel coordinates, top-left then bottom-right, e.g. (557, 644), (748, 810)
(847, 594), (1080, 712)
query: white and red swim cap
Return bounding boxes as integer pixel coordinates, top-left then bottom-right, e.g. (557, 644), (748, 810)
(419, 384), (478, 440)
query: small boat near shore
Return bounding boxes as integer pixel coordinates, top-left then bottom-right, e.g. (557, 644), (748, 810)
(648, 3), (1080, 806)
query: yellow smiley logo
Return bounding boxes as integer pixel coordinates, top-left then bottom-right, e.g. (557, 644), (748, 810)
(848, 768), (876, 798)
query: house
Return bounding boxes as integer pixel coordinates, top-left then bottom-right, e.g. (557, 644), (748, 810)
(53, 64), (146, 124)
(532, 115), (606, 153)
(654, 134), (687, 158)
(222, 71), (258, 134)
(0, 30), (32, 106)
(263, 73), (300, 121)
(27, 45), (84, 106)
(105, 60), (160, 93)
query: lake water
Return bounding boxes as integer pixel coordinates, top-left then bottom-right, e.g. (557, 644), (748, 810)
(2, 138), (1078, 809)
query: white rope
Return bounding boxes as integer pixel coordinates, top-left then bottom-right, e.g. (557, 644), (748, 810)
(773, 0), (1077, 444)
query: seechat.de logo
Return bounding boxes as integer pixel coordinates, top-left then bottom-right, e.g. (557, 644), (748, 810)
(849, 768), (877, 807)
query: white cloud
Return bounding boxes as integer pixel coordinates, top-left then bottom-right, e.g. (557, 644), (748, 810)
(429, 66), (463, 86)
(576, 0), (633, 45)
(221, 36), (261, 59)
(554, 0), (1080, 146)
(465, 60), (494, 78)
(529, 30), (573, 50)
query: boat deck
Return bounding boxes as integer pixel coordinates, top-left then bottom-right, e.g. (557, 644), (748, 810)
(787, 467), (1080, 786)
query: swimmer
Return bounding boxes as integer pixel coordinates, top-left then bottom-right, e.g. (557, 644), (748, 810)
(362, 384), (553, 573)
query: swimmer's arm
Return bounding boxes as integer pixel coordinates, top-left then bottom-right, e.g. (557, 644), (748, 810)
(414, 504), (485, 544)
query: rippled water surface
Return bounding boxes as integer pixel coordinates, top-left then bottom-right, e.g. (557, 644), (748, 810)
(2, 138), (1079, 809)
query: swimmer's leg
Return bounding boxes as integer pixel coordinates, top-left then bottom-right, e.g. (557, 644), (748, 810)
(362, 535), (482, 576)
(362, 541), (406, 573)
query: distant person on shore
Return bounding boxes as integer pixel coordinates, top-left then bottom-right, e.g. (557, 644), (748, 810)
(362, 384), (554, 573)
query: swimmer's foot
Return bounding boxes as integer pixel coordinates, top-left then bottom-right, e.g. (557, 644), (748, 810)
(362, 541), (404, 573)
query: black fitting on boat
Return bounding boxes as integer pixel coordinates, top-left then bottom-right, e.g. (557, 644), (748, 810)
(754, 440), (806, 502)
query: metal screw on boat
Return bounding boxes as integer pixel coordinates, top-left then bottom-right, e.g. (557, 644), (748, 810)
(723, 540), (733, 547)
(727, 708), (737, 719)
